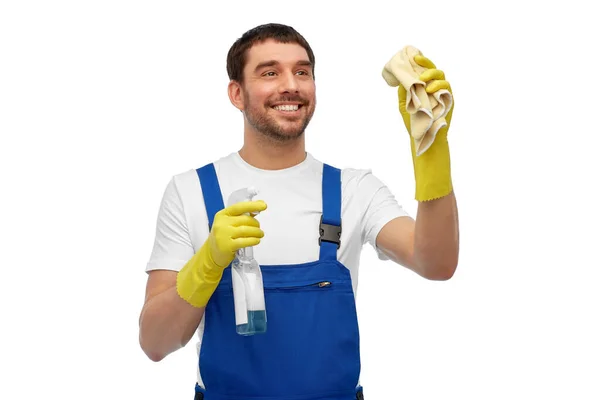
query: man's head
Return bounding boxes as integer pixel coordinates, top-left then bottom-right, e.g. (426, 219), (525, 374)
(226, 23), (316, 143)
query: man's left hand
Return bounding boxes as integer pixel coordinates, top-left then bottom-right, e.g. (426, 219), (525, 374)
(383, 48), (455, 202)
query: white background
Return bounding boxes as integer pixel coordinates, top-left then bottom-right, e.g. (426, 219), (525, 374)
(2, 1), (599, 399)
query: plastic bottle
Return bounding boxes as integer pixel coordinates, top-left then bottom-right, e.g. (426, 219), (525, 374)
(227, 187), (267, 336)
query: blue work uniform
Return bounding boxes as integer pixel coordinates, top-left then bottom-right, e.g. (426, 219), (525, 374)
(193, 162), (364, 400)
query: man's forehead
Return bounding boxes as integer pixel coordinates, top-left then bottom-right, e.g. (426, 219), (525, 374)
(246, 40), (309, 66)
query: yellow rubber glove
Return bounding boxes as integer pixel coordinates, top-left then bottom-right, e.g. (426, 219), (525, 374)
(387, 52), (455, 202)
(176, 200), (267, 308)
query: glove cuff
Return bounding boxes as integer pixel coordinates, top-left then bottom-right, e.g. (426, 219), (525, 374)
(411, 130), (453, 202)
(176, 241), (225, 308)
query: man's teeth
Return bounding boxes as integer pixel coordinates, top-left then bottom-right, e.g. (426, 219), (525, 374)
(273, 104), (299, 111)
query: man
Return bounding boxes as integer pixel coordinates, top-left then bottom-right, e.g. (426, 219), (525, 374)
(139, 23), (459, 400)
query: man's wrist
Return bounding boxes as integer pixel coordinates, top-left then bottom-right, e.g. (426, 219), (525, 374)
(411, 132), (453, 202)
(175, 242), (225, 308)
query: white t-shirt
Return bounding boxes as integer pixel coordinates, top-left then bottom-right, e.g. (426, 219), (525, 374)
(145, 151), (410, 387)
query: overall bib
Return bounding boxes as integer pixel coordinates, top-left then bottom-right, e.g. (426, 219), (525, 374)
(193, 162), (364, 400)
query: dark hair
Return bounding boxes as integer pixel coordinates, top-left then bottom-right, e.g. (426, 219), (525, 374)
(226, 23), (315, 83)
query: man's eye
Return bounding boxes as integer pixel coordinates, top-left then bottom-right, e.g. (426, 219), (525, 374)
(264, 71), (276, 77)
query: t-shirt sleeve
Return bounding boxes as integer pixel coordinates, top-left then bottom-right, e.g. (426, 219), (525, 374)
(145, 176), (195, 273)
(357, 170), (411, 260)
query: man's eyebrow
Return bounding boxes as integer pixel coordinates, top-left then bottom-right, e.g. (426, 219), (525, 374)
(296, 60), (312, 67)
(254, 60), (278, 72)
(254, 60), (313, 72)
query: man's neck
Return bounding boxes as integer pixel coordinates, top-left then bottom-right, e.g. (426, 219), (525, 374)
(239, 130), (307, 170)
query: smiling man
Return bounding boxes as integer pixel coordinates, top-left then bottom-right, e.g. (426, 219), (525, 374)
(228, 32), (317, 166)
(139, 23), (460, 400)
(235, 48), (315, 143)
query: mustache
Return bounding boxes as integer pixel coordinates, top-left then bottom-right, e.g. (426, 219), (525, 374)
(269, 96), (307, 105)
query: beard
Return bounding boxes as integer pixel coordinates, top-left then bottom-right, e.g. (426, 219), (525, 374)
(243, 92), (315, 143)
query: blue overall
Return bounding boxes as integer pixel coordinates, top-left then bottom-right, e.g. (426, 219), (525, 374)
(193, 162), (364, 400)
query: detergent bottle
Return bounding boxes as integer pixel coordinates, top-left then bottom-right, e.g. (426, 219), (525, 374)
(227, 187), (267, 336)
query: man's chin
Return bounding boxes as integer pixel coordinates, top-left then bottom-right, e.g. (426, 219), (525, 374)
(274, 129), (305, 140)
(262, 125), (305, 142)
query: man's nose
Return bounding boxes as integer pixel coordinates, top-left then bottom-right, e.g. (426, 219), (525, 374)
(279, 72), (299, 93)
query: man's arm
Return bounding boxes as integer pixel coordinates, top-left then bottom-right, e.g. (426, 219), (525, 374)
(378, 48), (459, 279)
(138, 270), (205, 362)
(139, 176), (205, 362)
(376, 191), (459, 280)
(139, 177), (267, 362)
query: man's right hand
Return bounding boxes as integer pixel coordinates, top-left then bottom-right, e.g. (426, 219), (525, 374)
(176, 200), (267, 308)
(208, 200), (267, 268)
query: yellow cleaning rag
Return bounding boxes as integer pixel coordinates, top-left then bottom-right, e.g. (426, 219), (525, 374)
(382, 45), (453, 156)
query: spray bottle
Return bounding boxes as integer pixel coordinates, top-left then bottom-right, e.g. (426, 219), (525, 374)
(227, 187), (267, 336)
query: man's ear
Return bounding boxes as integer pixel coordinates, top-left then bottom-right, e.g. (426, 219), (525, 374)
(228, 80), (244, 112)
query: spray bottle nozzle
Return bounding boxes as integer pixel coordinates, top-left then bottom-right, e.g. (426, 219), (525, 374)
(228, 186), (259, 207)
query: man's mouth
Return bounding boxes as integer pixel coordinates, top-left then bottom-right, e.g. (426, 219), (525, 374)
(271, 104), (303, 112)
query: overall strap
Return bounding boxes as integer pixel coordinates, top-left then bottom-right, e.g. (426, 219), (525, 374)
(196, 163), (224, 231)
(319, 163), (342, 261)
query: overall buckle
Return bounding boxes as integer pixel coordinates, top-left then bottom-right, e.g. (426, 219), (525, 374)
(319, 215), (341, 249)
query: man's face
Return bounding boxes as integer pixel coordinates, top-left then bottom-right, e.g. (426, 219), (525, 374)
(239, 39), (316, 142)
